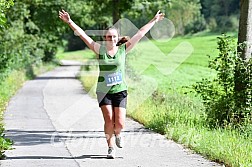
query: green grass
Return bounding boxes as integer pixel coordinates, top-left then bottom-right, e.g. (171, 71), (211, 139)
(57, 32), (252, 167)
(128, 94), (252, 167)
(131, 32), (238, 93)
(56, 47), (95, 62)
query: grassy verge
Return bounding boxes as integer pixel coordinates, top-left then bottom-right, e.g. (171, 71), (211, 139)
(57, 32), (252, 167)
(0, 62), (57, 159)
(128, 95), (252, 167)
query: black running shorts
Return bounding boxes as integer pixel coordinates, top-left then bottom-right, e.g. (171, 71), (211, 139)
(96, 90), (128, 109)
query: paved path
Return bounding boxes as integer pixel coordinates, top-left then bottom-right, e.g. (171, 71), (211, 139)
(1, 60), (221, 167)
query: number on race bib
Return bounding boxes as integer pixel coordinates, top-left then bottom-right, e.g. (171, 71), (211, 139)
(105, 72), (123, 86)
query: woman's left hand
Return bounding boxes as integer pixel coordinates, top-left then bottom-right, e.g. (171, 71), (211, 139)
(154, 10), (165, 22)
(59, 9), (71, 23)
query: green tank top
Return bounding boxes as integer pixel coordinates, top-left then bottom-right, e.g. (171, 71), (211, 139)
(96, 43), (127, 94)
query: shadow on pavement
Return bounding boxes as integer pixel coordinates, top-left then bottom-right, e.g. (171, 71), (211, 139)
(5, 154), (123, 160)
(5, 128), (153, 146)
(35, 76), (77, 80)
(5, 130), (106, 146)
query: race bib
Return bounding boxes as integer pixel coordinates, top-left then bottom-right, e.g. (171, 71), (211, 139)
(105, 72), (123, 86)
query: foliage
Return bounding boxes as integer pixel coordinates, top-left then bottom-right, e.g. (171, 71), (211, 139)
(193, 34), (252, 127)
(123, 0), (170, 25)
(0, 1), (42, 79)
(184, 15), (207, 34)
(0, 0), (70, 79)
(62, 1), (96, 51)
(20, 0), (70, 62)
(200, 0), (239, 32)
(89, 0), (134, 24)
(168, 0), (206, 35)
(0, 0), (14, 27)
(234, 47), (252, 122)
(0, 127), (12, 159)
(65, 0), (135, 51)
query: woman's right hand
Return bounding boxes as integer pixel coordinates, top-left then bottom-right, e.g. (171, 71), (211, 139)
(154, 10), (165, 23)
(59, 9), (71, 23)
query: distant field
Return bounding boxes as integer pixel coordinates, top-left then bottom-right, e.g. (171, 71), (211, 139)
(56, 48), (95, 62)
(127, 34), (220, 93)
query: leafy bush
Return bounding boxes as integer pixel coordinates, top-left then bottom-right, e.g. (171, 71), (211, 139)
(193, 34), (252, 127)
(234, 53), (252, 122)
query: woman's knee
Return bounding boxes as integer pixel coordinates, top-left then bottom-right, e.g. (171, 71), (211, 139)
(104, 119), (114, 128)
(115, 121), (124, 129)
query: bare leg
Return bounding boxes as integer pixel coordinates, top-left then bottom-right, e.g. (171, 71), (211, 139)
(114, 107), (126, 136)
(100, 105), (114, 147)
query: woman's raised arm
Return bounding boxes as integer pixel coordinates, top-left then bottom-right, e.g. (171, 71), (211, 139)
(59, 9), (100, 55)
(125, 10), (165, 53)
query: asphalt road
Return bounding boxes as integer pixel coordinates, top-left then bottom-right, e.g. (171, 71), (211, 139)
(1, 60), (221, 167)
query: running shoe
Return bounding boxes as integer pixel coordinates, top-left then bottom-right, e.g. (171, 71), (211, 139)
(107, 147), (115, 159)
(115, 136), (124, 148)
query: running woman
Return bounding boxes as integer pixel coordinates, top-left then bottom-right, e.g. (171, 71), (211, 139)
(59, 9), (165, 159)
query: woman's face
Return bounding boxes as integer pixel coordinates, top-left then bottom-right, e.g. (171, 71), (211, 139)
(105, 29), (119, 47)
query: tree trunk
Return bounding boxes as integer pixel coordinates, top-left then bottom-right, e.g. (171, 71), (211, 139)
(238, 0), (252, 60)
(112, 0), (120, 24)
(234, 0), (252, 117)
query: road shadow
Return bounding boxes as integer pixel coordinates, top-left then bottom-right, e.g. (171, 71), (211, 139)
(5, 154), (123, 160)
(35, 76), (77, 80)
(4, 130), (106, 146)
(4, 128), (152, 146)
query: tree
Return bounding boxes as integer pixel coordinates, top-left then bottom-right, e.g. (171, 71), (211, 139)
(89, 0), (134, 26)
(0, 0), (70, 71)
(234, 0), (252, 119)
(237, 0), (252, 60)
(66, 0), (135, 51)
(4, 0), (88, 61)
(168, 0), (205, 35)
